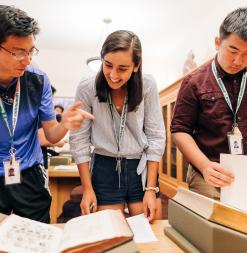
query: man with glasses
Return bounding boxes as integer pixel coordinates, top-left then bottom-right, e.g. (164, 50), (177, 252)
(171, 7), (247, 199)
(0, 45), (39, 62)
(0, 5), (94, 223)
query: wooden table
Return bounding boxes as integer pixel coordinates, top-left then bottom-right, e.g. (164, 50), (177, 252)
(48, 166), (80, 223)
(137, 220), (184, 253)
(47, 167), (184, 252)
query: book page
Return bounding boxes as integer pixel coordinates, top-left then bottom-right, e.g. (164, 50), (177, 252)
(220, 153), (247, 212)
(59, 209), (132, 252)
(126, 213), (157, 243)
(0, 214), (63, 253)
(173, 187), (216, 219)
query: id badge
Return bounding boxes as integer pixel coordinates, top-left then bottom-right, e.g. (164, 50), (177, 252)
(3, 158), (21, 185)
(227, 133), (243, 155)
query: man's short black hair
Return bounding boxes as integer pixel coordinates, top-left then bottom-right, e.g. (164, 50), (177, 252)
(0, 5), (40, 44)
(220, 7), (247, 41)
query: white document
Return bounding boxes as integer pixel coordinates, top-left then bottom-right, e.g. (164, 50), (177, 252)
(126, 213), (158, 243)
(54, 165), (77, 170)
(220, 153), (247, 212)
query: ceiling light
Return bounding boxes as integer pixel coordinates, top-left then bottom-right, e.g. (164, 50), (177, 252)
(86, 56), (101, 72)
(86, 18), (112, 72)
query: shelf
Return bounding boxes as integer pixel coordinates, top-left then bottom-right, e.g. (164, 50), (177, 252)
(159, 75), (188, 196)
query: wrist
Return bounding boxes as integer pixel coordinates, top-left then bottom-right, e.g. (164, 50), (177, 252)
(145, 186), (159, 193)
(81, 180), (93, 191)
(198, 159), (211, 174)
(83, 186), (94, 192)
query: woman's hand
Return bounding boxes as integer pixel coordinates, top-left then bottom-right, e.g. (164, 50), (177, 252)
(80, 188), (97, 215)
(143, 190), (157, 222)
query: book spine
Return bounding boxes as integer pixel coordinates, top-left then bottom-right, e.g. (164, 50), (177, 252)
(211, 203), (247, 234)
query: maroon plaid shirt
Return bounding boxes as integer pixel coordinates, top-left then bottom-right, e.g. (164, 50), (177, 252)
(171, 56), (247, 162)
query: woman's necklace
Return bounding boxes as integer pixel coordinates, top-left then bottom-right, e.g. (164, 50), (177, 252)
(111, 88), (126, 113)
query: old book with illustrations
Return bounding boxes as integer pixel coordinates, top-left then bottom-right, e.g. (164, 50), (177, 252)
(173, 187), (247, 234)
(0, 209), (134, 253)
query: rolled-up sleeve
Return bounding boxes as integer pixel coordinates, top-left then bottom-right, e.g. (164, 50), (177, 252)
(170, 76), (199, 135)
(69, 78), (94, 164)
(144, 76), (166, 161)
(38, 73), (56, 121)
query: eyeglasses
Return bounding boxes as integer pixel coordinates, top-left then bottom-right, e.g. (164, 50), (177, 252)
(0, 45), (39, 61)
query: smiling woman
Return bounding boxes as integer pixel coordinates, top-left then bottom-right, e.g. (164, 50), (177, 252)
(70, 29), (166, 222)
(102, 50), (139, 91)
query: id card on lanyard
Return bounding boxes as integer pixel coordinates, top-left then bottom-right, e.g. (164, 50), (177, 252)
(211, 61), (247, 154)
(0, 78), (21, 184)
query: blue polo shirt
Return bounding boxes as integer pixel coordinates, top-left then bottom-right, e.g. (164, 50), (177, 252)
(0, 66), (55, 176)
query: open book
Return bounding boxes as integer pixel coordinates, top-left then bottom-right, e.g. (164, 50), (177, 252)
(0, 209), (133, 253)
(173, 187), (247, 234)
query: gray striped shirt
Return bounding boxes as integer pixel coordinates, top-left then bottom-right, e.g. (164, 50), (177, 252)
(70, 74), (166, 187)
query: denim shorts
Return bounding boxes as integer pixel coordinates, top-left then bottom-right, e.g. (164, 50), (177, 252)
(91, 154), (159, 205)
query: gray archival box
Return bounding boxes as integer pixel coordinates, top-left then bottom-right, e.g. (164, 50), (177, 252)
(165, 199), (247, 253)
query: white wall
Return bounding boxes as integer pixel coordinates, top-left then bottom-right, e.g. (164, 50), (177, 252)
(3, 0), (244, 96)
(35, 35), (215, 97)
(35, 48), (95, 97)
(35, 35), (216, 97)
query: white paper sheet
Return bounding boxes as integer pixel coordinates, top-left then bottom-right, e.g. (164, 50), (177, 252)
(54, 165), (77, 170)
(220, 153), (247, 212)
(126, 213), (158, 243)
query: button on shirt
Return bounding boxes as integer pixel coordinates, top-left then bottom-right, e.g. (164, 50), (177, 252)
(171, 57), (247, 162)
